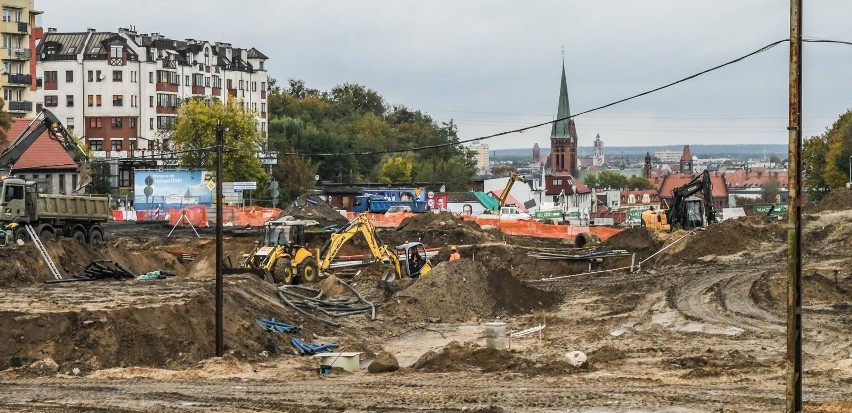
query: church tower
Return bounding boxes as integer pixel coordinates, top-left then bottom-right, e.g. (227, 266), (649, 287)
(549, 62), (579, 176)
(680, 145), (693, 174)
(592, 134), (604, 167)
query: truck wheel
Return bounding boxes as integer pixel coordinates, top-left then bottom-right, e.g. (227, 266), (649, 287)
(13, 227), (30, 243)
(297, 257), (319, 284)
(273, 258), (294, 284)
(72, 230), (86, 244)
(88, 229), (103, 245)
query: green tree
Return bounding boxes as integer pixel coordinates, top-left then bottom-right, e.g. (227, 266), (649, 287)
(87, 161), (113, 195)
(626, 176), (653, 190)
(760, 179), (781, 203)
(172, 98), (268, 186)
(271, 153), (317, 204)
(597, 170), (628, 189)
(378, 155), (414, 183)
(0, 97), (11, 148)
(802, 110), (852, 200)
(583, 173), (598, 188)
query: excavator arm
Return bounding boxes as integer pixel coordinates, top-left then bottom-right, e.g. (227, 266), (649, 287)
(498, 173), (527, 209)
(0, 109), (91, 191)
(666, 170), (717, 230)
(317, 213), (395, 272)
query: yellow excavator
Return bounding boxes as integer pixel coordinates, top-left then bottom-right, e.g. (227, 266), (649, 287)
(229, 213), (431, 284)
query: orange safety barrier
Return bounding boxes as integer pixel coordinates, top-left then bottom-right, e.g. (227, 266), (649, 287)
(343, 212), (623, 241)
(169, 206), (210, 228)
(224, 206), (283, 227)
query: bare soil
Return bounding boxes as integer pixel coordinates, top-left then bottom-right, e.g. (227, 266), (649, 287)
(0, 207), (850, 412)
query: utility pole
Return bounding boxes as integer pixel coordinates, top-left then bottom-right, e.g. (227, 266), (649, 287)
(215, 123), (225, 357)
(786, 1), (803, 412)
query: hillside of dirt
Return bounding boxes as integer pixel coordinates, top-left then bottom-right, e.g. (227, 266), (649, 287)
(809, 187), (852, 212)
(659, 215), (786, 264)
(391, 211), (496, 248)
(279, 193), (348, 227)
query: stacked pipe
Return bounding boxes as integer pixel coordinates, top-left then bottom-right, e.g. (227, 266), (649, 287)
(45, 260), (136, 284)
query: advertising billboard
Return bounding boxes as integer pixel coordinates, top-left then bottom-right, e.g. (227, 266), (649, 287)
(134, 170), (213, 210)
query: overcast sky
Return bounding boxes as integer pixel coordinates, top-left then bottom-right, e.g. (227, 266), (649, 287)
(37, 1), (852, 150)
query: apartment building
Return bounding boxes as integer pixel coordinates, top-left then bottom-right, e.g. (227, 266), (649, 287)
(1, 0), (39, 118)
(35, 26), (270, 190)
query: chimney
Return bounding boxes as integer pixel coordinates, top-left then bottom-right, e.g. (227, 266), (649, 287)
(47, 27), (57, 33)
(87, 28), (96, 33)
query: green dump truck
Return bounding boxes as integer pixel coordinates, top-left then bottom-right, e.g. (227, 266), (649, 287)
(1, 178), (110, 243)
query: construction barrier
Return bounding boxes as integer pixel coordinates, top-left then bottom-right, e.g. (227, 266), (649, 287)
(169, 206), (210, 228)
(344, 212), (622, 241)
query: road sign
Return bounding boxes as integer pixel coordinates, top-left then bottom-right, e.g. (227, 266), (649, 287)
(233, 181), (257, 190)
(206, 181), (215, 191)
(427, 191), (435, 199)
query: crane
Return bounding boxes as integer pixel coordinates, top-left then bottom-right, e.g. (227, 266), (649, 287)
(0, 109), (91, 192)
(497, 173), (527, 209)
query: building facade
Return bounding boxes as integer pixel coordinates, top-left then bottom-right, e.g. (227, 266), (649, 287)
(34, 26), (269, 191)
(548, 62), (578, 176)
(1, 0), (40, 118)
(470, 142), (489, 176)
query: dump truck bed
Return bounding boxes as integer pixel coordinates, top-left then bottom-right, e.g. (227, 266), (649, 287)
(35, 193), (111, 221)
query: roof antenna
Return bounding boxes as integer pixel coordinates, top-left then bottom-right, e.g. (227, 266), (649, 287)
(561, 45), (564, 62)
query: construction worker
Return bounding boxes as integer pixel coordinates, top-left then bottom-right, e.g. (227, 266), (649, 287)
(449, 245), (461, 261)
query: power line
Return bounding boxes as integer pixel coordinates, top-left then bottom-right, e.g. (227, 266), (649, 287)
(287, 38), (790, 157)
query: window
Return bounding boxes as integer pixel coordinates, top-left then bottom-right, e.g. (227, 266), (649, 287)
(72, 174), (78, 191)
(261, 81), (266, 92)
(111, 117), (122, 129)
(130, 95), (137, 108)
(112, 95), (123, 106)
(149, 118), (154, 130)
(129, 118), (136, 128)
(259, 61), (264, 70)
(149, 96), (154, 107)
(157, 93), (178, 108)
(192, 73), (204, 86)
(88, 118), (102, 128)
(91, 47), (101, 54)
(45, 71), (58, 83)
(110, 46), (122, 59)
(149, 71), (153, 83)
(251, 82), (256, 92)
(157, 116), (175, 130)
(185, 75), (189, 85)
(261, 102), (266, 112)
(131, 70), (136, 83)
(204, 76), (210, 87)
(238, 80), (243, 90)
(66, 95), (74, 106)
(89, 140), (103, 151)
(58, 174), (66, 193)
(65, 70), (73, 82)
(96, 70), (102, 81)
(3, 184), (23, 202)
(87, 95), (93, 106)
(112, 70), (122, 81)
(111, 139), (122, 151)
(66, 117), (75, 130)
(96, 95), (102, 106)
(44, 95), (58, 107)
(88, 70), (93, 82)
(128, 140), (136, 151)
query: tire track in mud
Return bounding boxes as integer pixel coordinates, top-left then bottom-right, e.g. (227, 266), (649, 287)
(670, 263), (784, 334)
(0, 375), (792, 412)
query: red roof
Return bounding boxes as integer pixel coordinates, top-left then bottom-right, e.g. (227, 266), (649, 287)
(3, 118), (76, 171)
(724, 169), (788, 188)
(658, 172), (728, 199)
(681, 145), (692, 161)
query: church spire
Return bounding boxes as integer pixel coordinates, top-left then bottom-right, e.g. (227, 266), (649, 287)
(551, 62), (572, 138)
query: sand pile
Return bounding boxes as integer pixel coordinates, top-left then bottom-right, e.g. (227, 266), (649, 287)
(385, 260), (560, 323)
(604, 227), (663, 261)
(391, 212), (493, 247)
(280, 193), (348, 227)
(809, 188), (852, 213)
(412, 341), (578, 375)
(665, 216), (785, 263)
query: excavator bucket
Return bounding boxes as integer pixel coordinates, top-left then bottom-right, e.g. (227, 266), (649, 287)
(75, 163), (93, 192)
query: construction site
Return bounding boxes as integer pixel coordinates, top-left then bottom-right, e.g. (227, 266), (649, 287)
(0, 189), (847, 412)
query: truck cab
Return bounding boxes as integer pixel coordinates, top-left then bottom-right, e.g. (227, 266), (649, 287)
(0, 178), (34, 223)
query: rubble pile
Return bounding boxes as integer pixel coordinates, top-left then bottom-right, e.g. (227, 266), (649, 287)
(279, 193), (348, 227)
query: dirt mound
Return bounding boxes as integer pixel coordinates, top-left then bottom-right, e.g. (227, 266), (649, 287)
(663, 216), (785, 263)
(391, 212), (494, 248)
(809, 188), (852, 212)
(412, 341), (578, 375)
(0, 275), (336, 374)
(385, 260), (560, 323)
(605, 227), (663, 260)
(280, 193), (348, 227)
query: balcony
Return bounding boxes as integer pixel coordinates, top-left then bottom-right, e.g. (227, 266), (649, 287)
(156, 106), (178, 115)
(261, 90), (266, 99)
(212, 87), (221, 96)
(156, 82), (178, 93)
(7, 100), (33, 113)
(5, 73), (31, 86)
(191, 85), (205, 95)
(3, 47), (32, 60)
(260, 111), (267, 119)
(227, 88), (237, 98)
(0, 20), (28, 34)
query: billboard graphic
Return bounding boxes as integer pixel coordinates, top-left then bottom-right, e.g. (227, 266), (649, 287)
(134, 170), (213, 210)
